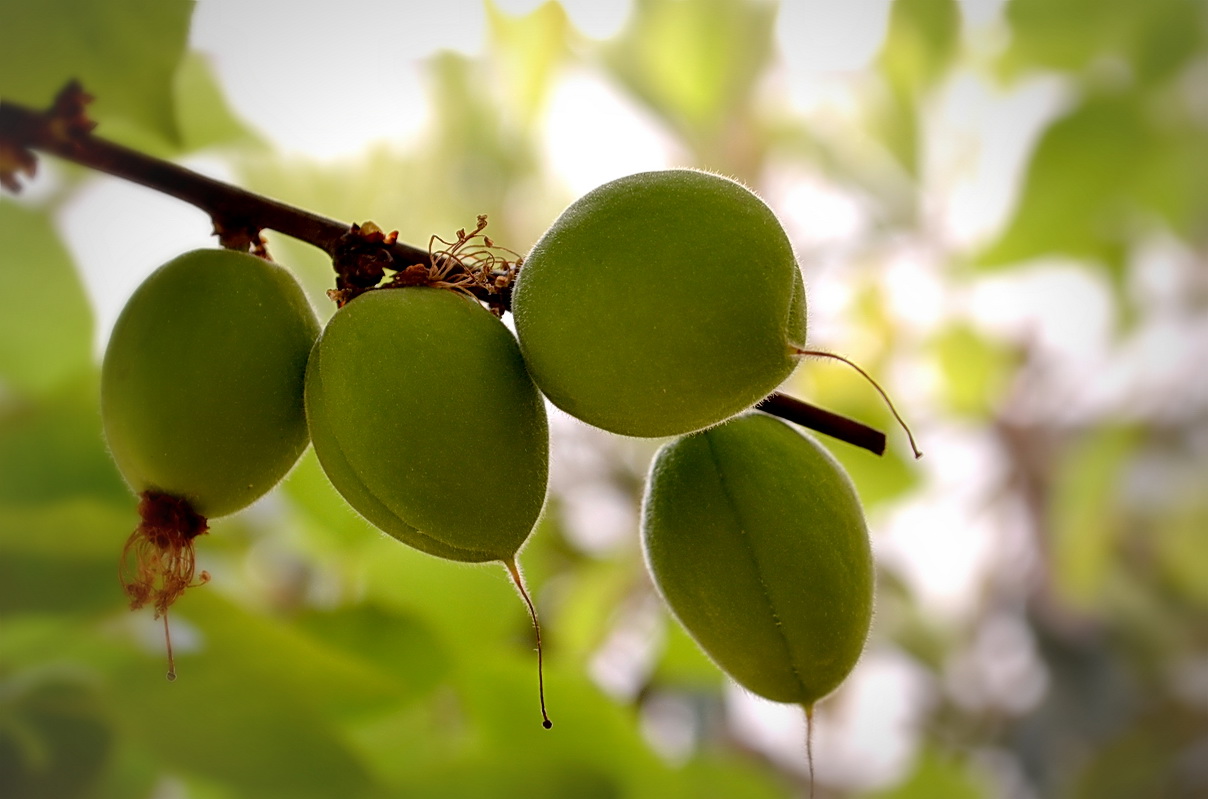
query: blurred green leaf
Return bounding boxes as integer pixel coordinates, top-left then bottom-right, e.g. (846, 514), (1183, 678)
(977, 93), (1147, 270)
(871, 89), (922, 178)
(0, 376), (129, 508)
(605, 0), (776, 146)
(549, 556), (640, 663)
(1002, 0), (1205, 86)
(1048, 426), (1140, 608)
(105, 590), (395, 798)
(360, 532), (532, 659)
(0, 674), (114, 799)
(449, 658), (718, 799)
(0, 204), (94, 398)
(0, 0), (192, 146)
(487, 0), (571, 127)
(1154, 488), (1208, 607)
(862, 746), (990, 798)
(872, 0), (960, 174)
(174, 51), (264, 153)
(1069, 706), (1204, 799)
(928, 322), (1017, 419)
(879, 0), (961, 96)
(1135, 123), (1208, 240)
(296, 603), (449, 705)
(652, 612), (726, 690)
(426, 51), (537, 213)
(1003, 0), (1134, 75)
(166, 589), (415, 719)
(0, 546), (122, 617)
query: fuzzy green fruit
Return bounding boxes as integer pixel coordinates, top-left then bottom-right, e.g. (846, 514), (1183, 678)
(512, 169), (806, 438)
(642, 412), (873, 707)
(305, 287), (548, 563)
(101, 249), (319, 519)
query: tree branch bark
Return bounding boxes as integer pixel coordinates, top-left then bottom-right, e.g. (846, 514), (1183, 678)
(0, 83), (890, 456)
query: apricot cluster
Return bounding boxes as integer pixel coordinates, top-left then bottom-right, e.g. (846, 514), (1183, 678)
(100, 169), (874, 732)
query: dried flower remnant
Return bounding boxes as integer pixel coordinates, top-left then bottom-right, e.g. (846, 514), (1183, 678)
(119, 491), (211, 680)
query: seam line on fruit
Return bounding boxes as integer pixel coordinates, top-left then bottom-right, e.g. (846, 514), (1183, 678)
(703, 432), (810, 698)
(315, 364), (501, 563)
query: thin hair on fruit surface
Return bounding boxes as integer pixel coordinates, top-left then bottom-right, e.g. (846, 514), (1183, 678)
(119, 491), (212, 681)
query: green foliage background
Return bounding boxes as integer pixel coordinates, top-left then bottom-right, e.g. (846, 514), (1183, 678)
(2, 1), (1206, 797)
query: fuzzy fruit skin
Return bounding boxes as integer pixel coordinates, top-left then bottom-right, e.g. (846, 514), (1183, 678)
(101, 249), (319, 519)
(512, 169), (806, 438)
(305, 287), (548, 563)
(642, 412), (873, 706)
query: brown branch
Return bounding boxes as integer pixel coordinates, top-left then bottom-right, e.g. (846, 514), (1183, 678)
(0, 83), (435, 288)
(0, 82), (889, 456)
(757, 393), (886, 456)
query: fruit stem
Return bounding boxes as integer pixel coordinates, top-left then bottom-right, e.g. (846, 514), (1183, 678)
(164, 613), (177, 682)
(803, 704), (815, 799)
(505, 559), (552, 729)
(794, 349), (923, 459)
(756, 393), (886, 456)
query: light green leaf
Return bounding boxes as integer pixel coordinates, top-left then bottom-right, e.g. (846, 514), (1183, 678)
(879, 0), (961, 97)
(106, 591), (395, 798)
(0, 674), (114, 799)
(871, 87), (922, 176)
(0, 502), (131, 615)
(652, 613), (727, 690)
(0, 377), (129, 508)
(863, 746), (991, 798)
(1002, 0), (1204, 86)
(605, 0), (777, 144)
(1135, 125), (1208, 240)
(1155, 488), (1208, 607)
(173, 51), (264, 153)
(929, 322), (1017, 419)
(487, 0), (571, 127)
(1048, 426), (1139, 608)
(0, 0), (193, 146)
(977, 93), (1148, 269)
(0, 204), (94, 397)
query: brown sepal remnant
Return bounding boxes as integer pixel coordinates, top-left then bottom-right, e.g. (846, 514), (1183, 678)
(330, 221), (401, 303)
(213, 218), (270, 259)
(48, 80), (98, 144)
(0, 139), (37, 193)
(1, 80), (94, 192)
(327, 216), (522, 314)
(120, 491), (210, 679)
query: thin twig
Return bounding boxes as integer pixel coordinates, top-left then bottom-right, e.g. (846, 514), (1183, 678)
(1, 83), (890, 455)
(756, 393), (886, 455)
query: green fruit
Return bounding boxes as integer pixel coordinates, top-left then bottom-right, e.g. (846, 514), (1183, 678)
(641, 412), (873, 707)
(304, 287), (548, 563)
(102, 249), (319, 518)
(512, 169), (806, 438)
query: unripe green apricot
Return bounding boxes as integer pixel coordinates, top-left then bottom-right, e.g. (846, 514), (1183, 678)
(304, 287), (548, 563)
(641, 412), (874, 707)
(101, 249), (319, 518)
(512, 169), (806, 438)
